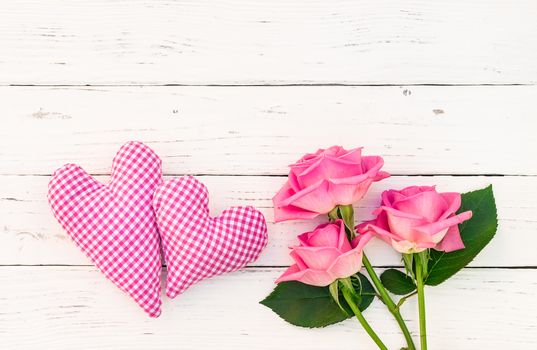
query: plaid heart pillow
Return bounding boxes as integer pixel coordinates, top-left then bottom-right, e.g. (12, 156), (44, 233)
(48, 141), (163, 317)
(153, 176), (268, 298)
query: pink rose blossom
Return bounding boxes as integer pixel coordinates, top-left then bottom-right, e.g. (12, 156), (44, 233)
(273, 146), (389, 222)
(276, 220), (372, 287)
(357, 186), (473, 254)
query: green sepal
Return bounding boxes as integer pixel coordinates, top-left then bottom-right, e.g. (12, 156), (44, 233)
(328, 280), (348, 316)
(402, 253), (414, 278)
(328, 205), (356, 239)
(338, 204), (356, 239)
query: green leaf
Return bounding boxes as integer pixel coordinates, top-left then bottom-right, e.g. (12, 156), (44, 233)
(425, 185), (498, 286)
(380, 269), (416, 295)
(260, 273), (375, 328)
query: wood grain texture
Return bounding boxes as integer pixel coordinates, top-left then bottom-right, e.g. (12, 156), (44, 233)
(1, 267), (536, 349)
(2, 86), (536, 175)
(2, 1), (536, 347)
(1, 1), (536, 85)
(1, 175), (535, 267)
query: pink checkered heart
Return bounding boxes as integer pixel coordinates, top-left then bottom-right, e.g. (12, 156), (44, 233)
(153, 176), (268, 298)
(48, 141), (163, 317)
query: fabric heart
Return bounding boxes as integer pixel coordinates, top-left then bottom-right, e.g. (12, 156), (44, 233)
(153, 176), (268, 298)
(48, 141), (163, 317)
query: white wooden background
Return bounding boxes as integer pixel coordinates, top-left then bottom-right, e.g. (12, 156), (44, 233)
(1, 1), (537, 349)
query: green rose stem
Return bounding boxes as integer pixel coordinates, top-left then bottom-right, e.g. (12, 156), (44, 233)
(339, 279), (388, 350)
(330, 205), (417, 350)
(415, 251), (429, 350)
(362, 255), (416, 350)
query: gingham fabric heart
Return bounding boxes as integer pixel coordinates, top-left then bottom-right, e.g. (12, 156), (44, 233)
(153, 176), (268, 298)
(48, 141), (163, 317)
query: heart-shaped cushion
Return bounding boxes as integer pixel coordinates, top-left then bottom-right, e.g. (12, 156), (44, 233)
(48, 141), (163, 317)
(153, 176), (268, 298)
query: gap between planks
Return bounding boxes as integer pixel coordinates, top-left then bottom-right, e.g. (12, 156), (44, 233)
(2, 174), (535, 177)
(3, 83), (536, 87)
(0, 265), (536, 269)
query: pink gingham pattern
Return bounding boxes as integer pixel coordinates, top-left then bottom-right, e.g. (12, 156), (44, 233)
(153, 176), (268, 298)
(48, 141), (163, 317)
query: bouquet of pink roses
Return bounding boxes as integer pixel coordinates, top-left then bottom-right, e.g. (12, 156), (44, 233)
(261, 146), (497, 350)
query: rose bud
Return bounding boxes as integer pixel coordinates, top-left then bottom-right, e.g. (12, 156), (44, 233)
(357, 186), (472, 254)
(276, 220), (372, 287)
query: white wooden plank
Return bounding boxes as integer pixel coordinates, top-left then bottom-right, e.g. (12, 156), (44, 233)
(0, 267), (535, 349)
(0, 1), (536, 85)
(2, 86), (536, 175)
(1, 175), (535, 267)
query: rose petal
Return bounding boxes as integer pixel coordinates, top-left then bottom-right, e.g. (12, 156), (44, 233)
(390, 239), (429, 254)
(292, 246), (342, 270)
(383, 206), (427, 241)
(324, 145), (344, 157)
(357, 222), (399, 244)
(273, 205), (320, 222)
(393, 190), (448, 222)
(289, 250), (308, 270)
(435, 224), (466, 252)
(326, 246), (364, 280)
(415, 210), (473, 237)
(360, 156), (385, 176)
(355, 220), (373, 234)
(306, 223), (340, 248)
(280, 180), (336, 214)
(357, 211), (391, 236)
(272, 181), (320, 222)
(328, 177), (373, 206)
(297, 231), (311, 246)
(351, 232), (373, 251)
(288, 171), (302, 192)
(381, 205), (425, 220)
(291, 148), (325, 166)
(335, 220), (353, 252)
(399, 186), (436, 197)
(275, 264), (302, 283)
(430, 228), (449, 244)
(374, 171), (391, 181)
(297, 156), (363, 188)
(361, 155), (389, 181)
(380, 189), (397, 206)
(274, 264), (312, 284)
(272, 180), (295, 209)
(275, 265), (337, 287)
(338, 147), (362, 163)
(438, 192), (462, 220)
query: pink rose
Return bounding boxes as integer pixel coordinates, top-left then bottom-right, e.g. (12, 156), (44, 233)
(273, 146), (389, 222)
(276, 220), (372, 287)
(357, 186), (473, 254)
